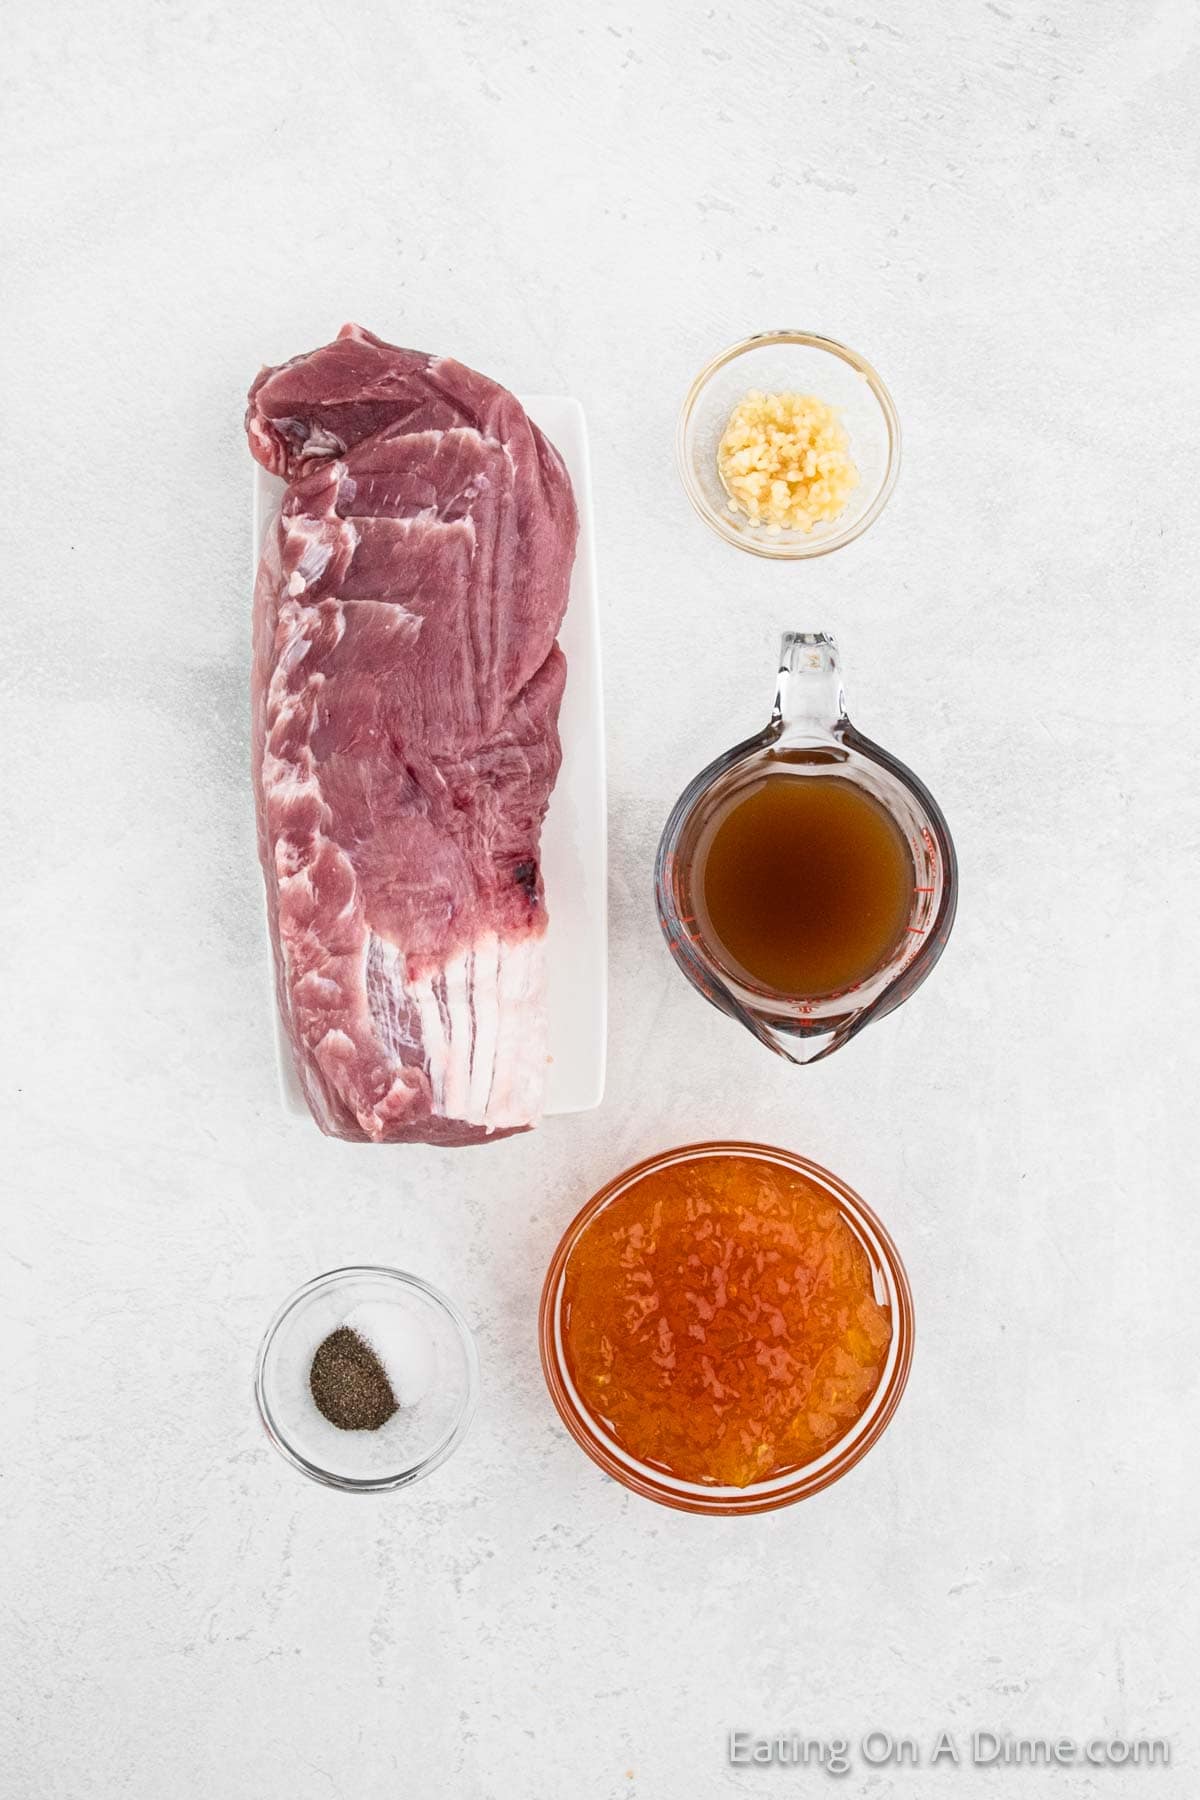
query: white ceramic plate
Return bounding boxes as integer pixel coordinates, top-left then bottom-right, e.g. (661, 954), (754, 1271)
(252, 394), (607, 1125)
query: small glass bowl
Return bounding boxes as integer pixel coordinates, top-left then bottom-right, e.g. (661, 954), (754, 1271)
(255, 1266), (479, 1492)
(539, 1142), (913, 1515)
(677, 331), (901, 559)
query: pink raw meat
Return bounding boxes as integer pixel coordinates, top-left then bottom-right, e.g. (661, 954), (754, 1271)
(247, 324), (578, 1143)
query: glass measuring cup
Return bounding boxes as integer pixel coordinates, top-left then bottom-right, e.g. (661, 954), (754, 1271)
(655, 633), (957, 1063)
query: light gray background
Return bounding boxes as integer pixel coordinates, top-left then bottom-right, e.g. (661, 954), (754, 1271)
(5, 2), (1198, 1795)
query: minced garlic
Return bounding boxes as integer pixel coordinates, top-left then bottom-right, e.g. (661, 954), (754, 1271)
(717, 390), (859, 534)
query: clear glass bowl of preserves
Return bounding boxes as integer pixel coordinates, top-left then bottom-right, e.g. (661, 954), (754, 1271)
(539, 1142), (914, 1515)
(677, 331), (901, 559)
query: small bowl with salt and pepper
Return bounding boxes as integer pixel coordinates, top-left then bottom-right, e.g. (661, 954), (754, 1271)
(254, 1267), (479, 1491)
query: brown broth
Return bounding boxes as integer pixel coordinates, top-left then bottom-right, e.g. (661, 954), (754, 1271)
(695, 774), (915, 998)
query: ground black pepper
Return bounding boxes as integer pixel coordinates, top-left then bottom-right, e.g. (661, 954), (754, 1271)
(310, 1327), (398, 1431)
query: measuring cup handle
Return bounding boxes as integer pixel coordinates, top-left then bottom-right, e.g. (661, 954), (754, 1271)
(773, 632), (847, 745)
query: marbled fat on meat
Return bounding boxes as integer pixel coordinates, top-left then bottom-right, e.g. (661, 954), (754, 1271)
(247, 325), (578, 1143)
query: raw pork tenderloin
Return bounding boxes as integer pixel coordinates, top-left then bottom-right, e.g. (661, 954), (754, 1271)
(247, 325), (578, 1144)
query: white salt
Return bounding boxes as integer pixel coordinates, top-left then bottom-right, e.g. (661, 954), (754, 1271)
(343, 1301), (435, 1409)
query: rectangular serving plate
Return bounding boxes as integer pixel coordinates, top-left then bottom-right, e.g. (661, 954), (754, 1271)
(252, 394), (607, 1124)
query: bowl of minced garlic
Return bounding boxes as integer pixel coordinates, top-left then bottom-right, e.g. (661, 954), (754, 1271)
(677, 331), (900, 559)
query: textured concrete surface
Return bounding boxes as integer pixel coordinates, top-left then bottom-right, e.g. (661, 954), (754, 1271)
(5, 2), (1199, 1795)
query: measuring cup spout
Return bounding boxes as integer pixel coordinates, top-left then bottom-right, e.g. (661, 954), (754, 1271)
(748, 1010), (869, 1066)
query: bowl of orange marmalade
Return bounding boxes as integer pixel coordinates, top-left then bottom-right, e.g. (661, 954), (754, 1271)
(539, 1142), (913, 1514)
